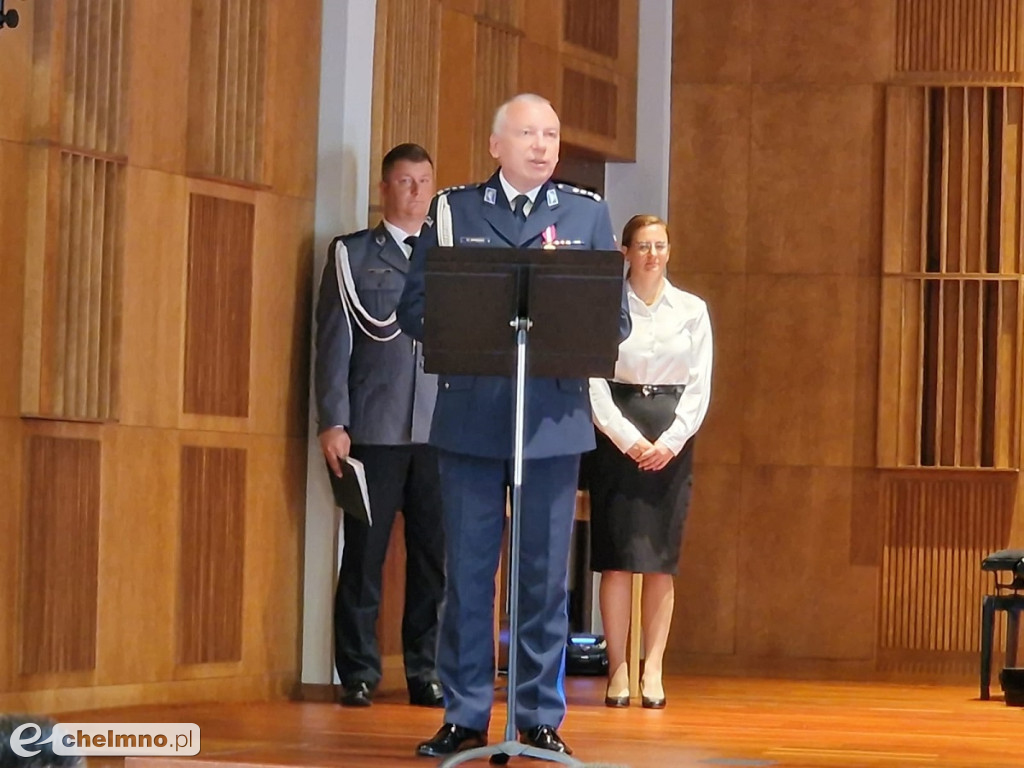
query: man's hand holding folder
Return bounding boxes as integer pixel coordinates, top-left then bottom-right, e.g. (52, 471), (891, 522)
(327, 456), (373, 526)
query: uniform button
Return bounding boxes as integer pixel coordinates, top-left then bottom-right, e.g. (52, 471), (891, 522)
(443, 382), (450, 389)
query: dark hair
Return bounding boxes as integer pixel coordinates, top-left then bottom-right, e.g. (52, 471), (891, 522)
(621, 214), (669, 248)
(381, 143), (433, 181)
(0, 715), (84, 768)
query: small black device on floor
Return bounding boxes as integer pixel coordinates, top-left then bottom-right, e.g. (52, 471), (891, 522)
(565, 633), (608, 676)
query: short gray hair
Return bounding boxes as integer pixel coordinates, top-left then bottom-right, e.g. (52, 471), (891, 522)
(491, 93), (554, 134)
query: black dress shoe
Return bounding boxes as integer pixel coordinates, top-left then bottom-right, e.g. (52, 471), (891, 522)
(339, 681), (373, 707)
(520, 725), (572, 755)
(415, 723), (487, 757)
(408, 679), (445, 708)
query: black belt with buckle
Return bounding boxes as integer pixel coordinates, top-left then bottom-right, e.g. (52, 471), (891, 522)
(608, 382), (686, 397)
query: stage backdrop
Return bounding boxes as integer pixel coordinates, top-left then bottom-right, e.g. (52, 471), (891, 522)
(671, 0), (1024, 682)
(0, 0), (320, 711)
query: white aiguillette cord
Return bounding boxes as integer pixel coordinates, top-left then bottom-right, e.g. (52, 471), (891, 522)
(333, 238), (403, 349)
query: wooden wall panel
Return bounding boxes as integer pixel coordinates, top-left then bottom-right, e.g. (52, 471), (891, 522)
(183, 194), (254, 418)
(670, 86), (750, 275)
(676, 273), (745, 466)
(371, 0), (442, 206)
(737, 466), (878, 660)
(0, 142), (29, 418)
(127, 0), (190, 174)
(472, 19), (519, 179)
(96, 428), (178, 684)
(896, 0), (1024, 79)
(249, 193), (313, 437)
(435, 6), (477, 188)
(119, 168), (188, 429)
(744, 276), (878, 468)
(0, 0), (34, 142)
(752, 0), (892, 84)
(20, 434), (101, 675)
(20, 151), (125, 422)
(749, 85), (884, 276)
(878, 473), (1015, 673)
(673, 0), (751, 85)
(186, 0), (267, 184)
(563, 0), (618, 59)
(671, 463), (740, 657)
(60, 0), (128, 155)
(263, 0), (321, 199)
(0, 419), (23, 692)
(178, 445), (246, 665)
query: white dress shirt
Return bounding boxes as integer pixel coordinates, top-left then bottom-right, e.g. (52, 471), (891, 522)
(382, 219), (419, 258)
(589, 279), (713, 455)
(498, 171), (541, 217)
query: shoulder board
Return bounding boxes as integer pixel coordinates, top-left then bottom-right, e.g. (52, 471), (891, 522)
(339, 228), (371, 244)
(555, 183), (602, 203)
(437, 182), (481, 196)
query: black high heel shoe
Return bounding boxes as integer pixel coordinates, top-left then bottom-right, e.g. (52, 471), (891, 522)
(604, 683), (630, 708)
(640, 680), (666, 709)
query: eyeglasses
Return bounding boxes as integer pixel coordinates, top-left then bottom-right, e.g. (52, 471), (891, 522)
(632, 241), (669, 255)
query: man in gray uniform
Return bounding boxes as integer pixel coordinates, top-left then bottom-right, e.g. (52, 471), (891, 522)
(315, 143), (445, 709)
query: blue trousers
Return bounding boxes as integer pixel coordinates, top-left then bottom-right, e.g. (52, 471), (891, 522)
(436, 451), (580, 732)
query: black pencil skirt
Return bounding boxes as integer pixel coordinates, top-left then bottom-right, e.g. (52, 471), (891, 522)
(587, 383), (694, 575)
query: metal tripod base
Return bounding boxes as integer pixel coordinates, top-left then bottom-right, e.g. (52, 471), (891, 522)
(439, 739), (582, 767)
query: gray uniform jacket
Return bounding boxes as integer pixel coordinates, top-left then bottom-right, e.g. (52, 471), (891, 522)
(315, 223), (437, 445)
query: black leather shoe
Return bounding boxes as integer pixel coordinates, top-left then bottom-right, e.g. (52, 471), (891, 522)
(408, 679), (445, 708)
(339, 681), (373, 707)
(520, 725), (572, 755)
(415, 723), (487, 757)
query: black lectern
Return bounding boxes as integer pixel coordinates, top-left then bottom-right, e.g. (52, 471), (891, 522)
(423, 247), (624, 768)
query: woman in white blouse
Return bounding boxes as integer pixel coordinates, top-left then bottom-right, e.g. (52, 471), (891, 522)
(588, 214), (713, 709)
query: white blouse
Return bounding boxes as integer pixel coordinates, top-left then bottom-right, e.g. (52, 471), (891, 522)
(589, 279), (713, 455)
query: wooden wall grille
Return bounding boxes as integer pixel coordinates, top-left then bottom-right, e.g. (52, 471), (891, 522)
(187, 0), (268, 184)
(24, 154), (125, 421)
(880, 86), (1024, 468)
(896, 0), (1024, 77)
(562, 68), (618, 140)
(473, 21), (519, 179)
(374, 0), (441, 183)
(20, 436), (101, 675)
(61, 0), (128, 155)
(183, 194), (254, 417)
(564, 0), (619, 59)
(879, 474), (1014, 658)
(479, 0), (520, 29)
(178, 445), (246, 665)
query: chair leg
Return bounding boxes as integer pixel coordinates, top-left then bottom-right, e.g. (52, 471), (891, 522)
(981, 596), (996, 700)
(1007, 608), (1020, 669)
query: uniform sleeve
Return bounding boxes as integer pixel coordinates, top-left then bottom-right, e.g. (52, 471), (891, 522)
(657, 303), (713, 454)
(397, 196), (441, 342)
(590, 377), (645, 453)
(314, 237), (353, 431)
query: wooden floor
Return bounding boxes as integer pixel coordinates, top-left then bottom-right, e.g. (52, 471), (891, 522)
(59, 676), (1023, 768)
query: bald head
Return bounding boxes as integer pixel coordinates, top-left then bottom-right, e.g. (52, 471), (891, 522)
(489, 94), (561, 192)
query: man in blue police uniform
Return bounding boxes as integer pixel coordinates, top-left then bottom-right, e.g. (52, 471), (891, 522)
(315, 143), (445, 709)
(398, 94), (631, 758)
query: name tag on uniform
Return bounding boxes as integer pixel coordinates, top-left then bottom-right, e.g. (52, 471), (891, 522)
(459, 236), (492, 245)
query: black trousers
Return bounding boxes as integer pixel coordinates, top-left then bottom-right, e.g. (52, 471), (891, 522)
(334, 443), (445, 690)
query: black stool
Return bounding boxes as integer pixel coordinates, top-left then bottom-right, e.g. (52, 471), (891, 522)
(980, 549), (1024, 700)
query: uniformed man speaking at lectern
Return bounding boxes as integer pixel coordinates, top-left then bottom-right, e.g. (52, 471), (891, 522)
(397, 93), (631, 759)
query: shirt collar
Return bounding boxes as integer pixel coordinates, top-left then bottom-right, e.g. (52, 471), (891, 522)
(498, 170), (543, 208)
(382, 219), (418, 246)
(626, 278), (676, 309)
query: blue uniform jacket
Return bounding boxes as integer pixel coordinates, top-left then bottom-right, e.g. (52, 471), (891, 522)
(397, 171), (631, 460)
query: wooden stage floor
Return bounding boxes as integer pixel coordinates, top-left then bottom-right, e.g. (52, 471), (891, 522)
(61, 676), (1021, 768)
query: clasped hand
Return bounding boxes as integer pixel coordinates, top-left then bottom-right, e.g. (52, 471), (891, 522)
(625, 437), (674, 471)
